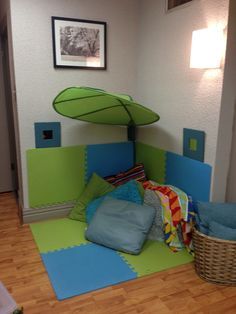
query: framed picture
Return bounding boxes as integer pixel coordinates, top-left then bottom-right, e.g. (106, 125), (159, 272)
(51, 16), (106, 69)
(166, 0), (193, 11)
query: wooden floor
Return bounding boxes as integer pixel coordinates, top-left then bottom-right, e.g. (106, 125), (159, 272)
(1, 193), (236, 314)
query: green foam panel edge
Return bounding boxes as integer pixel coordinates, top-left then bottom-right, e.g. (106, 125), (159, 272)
(135, 142), (166, 184)
(27, 145), (86, 207)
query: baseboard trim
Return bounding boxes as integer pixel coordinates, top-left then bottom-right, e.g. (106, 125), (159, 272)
(23, 203), (74, 223)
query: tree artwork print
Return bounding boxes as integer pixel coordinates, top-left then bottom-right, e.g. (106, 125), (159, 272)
(60, 26), (100, 63)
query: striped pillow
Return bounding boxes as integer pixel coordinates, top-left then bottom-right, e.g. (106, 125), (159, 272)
(104, 163), (147, 186)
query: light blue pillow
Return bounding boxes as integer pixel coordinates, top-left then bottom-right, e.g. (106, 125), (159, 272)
(208, 221), (236, 241)
(85, 196), (156, 254)
(195, 202), (236, 231)
(86, 180), (142, 224)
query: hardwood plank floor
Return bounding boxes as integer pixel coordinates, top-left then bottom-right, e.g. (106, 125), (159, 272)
(1, 192), (236, 313)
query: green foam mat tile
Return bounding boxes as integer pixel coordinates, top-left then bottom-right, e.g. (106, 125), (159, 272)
(27, 145), (86, 207)
(135, 142), (166, 184)
(30, 218), (88, 253)
(119, 240), (193, 277)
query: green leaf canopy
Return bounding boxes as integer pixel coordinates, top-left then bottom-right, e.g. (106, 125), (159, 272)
(53, 86), (160, 126)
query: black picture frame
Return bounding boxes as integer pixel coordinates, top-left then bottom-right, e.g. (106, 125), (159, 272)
(167, 0), (193, 11)
(51, 16), (107, 69)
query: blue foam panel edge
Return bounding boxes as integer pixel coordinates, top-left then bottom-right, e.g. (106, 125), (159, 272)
(166, 151), (212, 201)
(86, 142), (134, 180)
(41, 244), (137, 300)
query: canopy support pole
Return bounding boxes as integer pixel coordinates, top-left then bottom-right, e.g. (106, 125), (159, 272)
(127, 126), (136, 165)
(127, 125), (136, 142)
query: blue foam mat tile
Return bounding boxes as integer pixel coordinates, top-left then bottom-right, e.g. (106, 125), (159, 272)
(86, 142), (134, 180)
(166, 151), (212, 201)
(41, 243), (137, 300)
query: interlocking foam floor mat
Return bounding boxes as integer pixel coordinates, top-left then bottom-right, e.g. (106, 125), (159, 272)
(30, 218), (193, 300)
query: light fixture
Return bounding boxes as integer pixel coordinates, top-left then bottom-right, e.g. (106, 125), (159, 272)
(190, 27), (224, 69)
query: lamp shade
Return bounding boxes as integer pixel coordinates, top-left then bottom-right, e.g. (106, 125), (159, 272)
(190, 27), (224, 69)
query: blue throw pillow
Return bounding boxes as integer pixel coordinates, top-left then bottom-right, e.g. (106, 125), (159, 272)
(86, 180), (142, 223)
(195, 202), (236, 231)
(208, 221), (236, 241)
(85, 196), (156, 254)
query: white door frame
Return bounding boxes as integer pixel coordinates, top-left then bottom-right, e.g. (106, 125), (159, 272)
(0, 15), (23, 221)
(0, 37), (13, 192)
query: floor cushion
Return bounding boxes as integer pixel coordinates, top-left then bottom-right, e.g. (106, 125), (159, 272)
(85, 196), (155, 254)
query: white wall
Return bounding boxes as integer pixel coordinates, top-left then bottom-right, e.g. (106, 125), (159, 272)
(214, 0), (236, 201)
(10, 0), (140, 209)
(134, 0), (229, 200)
(9, 0), (233, 208)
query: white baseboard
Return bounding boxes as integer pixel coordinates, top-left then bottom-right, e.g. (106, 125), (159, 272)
(23, 202), (74, 223)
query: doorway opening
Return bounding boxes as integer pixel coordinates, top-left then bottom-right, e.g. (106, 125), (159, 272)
(0, 21), (22, 221)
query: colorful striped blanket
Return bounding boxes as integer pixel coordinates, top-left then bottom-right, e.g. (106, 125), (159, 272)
(143, 181), (195, 253)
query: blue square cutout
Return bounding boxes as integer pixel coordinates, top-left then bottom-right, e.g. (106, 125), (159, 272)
(183, 128), (205, 162)
(34, 122), (61, 148)
(41, 244), (137, 300)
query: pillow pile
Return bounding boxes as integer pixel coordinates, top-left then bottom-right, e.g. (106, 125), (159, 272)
(195, 201), (236, 241)
(69, 162), (147, 223)
(69, 169), (156, 254)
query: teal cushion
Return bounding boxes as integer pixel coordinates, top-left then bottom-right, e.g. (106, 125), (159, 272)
(85, 196), (155, 254)
(208, 221), (236, 241)
(195, 202), (236, 232)
(86, 180), (142, 224)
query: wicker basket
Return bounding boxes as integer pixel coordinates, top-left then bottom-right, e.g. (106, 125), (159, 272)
(192, 228), (236, 285)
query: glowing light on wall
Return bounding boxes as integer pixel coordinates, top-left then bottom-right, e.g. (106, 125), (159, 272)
(190, 27), (224, 69)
